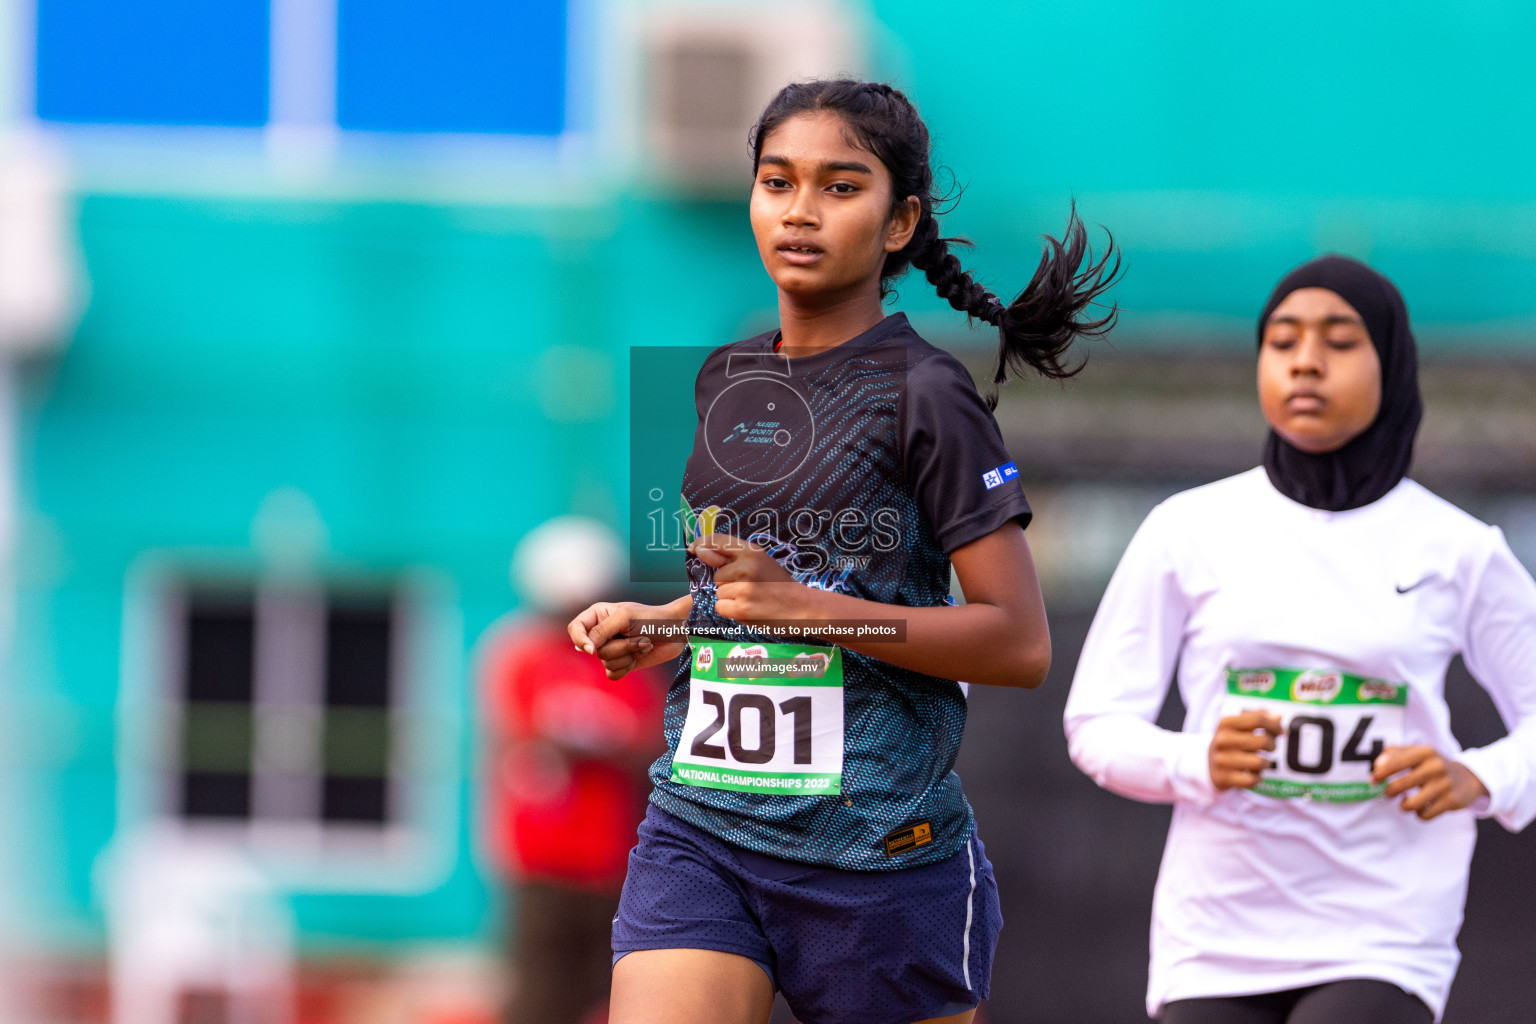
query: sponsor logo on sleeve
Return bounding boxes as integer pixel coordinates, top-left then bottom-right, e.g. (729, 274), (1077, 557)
(982, 461), (1020, 490)
(883, 820), (935, 857)
(1291, 670), (1343, 703)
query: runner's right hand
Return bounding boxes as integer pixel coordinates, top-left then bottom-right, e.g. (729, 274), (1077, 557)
(1209, 710), (1284, 790)
(569, 601), (683, 680)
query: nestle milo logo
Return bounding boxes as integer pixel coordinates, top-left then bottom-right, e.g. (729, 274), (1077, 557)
(1359, 680), (1400, 702)
(1236, 670), (1276, 694)
(695, 645), (714, 673)
(1291, 670), (1343, 703)
(723, 644), (769, 678)
(793, 651), (831, 675)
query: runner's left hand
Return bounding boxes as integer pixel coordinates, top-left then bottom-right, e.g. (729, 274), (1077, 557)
(1372, 746), (1489, 821)
(690, 533), (810, 623)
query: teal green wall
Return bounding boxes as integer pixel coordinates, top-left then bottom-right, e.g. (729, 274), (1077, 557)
(7, 192), (783, 949)
(873, 0), (1536, 345)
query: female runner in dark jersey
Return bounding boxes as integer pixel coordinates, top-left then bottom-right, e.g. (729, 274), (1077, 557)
(569, 80), (1117, 1024)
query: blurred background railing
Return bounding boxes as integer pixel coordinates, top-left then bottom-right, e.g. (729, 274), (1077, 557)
(1, 1), (1533, 1022)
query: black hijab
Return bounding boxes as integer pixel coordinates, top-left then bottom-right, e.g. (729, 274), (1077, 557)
(1257, 255), (1422, 512)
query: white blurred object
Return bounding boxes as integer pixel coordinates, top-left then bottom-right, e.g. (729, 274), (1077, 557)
(0, 133), (86, 357)
(266, 0), (339, 182)
(511, 515), (622, 613)
(102, 829), (295, 1024)
(0, 132), (84, 654)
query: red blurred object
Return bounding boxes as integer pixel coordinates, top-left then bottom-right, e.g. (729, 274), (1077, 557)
(482, 620), (666, 890)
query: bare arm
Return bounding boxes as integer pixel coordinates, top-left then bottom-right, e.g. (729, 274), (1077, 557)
(570, 593), (691, 680)
(696, 524), (1049, 689)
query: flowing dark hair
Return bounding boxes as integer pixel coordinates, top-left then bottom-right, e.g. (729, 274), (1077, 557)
(749, 79), (1120, 406)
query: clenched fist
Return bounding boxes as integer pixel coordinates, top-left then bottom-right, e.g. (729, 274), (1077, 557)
(1373, 746), (1489, 821)
(1209, 710), (1283, 791)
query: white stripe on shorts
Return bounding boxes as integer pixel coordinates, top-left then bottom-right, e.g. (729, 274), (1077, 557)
(962, 837), (976, 989)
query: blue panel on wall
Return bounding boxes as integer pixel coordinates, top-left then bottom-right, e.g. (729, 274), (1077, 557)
(336, 0), (566, 135)
(35, 0), (269, 126)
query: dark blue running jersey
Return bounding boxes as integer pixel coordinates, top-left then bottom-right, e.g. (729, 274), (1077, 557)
(648, 312), (1032, 872)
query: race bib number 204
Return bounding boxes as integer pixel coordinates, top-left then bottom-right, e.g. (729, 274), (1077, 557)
(671, 636), (844, 796)
(1220, 667), (1409, 802)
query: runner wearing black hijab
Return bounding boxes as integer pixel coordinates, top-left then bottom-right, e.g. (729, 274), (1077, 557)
(1259, 255), (1422, 512)
(1065, 255), (1536, 1022)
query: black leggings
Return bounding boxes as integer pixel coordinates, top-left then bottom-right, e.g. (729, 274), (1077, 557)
(1161, 979), (1433, 1024)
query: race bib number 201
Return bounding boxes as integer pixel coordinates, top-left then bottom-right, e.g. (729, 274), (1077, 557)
(1221, 667), (1409, 803)
(671, 636), (844, 796)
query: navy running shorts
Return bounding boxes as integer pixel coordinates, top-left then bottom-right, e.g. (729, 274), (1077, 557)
(612, 803), (1002, 1024)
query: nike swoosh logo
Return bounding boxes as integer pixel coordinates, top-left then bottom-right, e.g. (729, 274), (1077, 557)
(1395, 576), (1434, 594)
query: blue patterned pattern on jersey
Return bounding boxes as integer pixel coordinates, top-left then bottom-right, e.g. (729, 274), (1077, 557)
(647, 313), (1032, 872)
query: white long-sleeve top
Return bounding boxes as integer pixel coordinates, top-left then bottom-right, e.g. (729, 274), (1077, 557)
(1064, 468), (1536, 1020)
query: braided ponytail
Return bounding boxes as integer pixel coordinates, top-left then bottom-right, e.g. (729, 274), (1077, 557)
(751, 80), (1120, 408)
(908, 215), (1006, 323)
